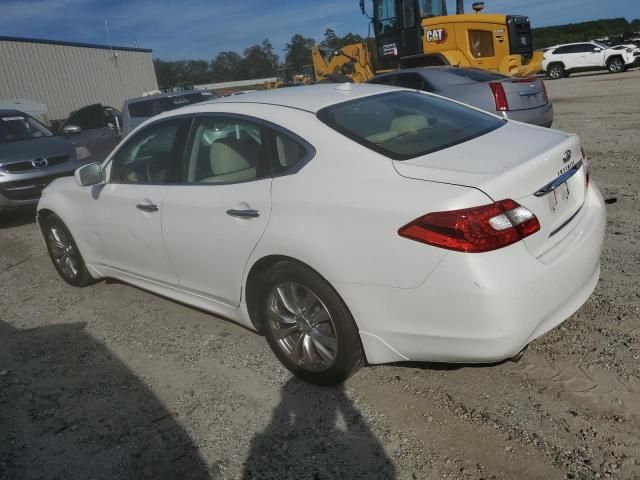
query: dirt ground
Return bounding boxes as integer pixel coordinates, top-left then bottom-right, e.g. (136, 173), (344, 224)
(1, 69), (640, 480)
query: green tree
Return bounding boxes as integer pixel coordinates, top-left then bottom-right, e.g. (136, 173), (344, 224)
(320, 28), (365, 51)
(284, 34), (315, 78)
(241, 39), (279, 79)
(211, 51), (243, 81)
(631, 18), (640, 31)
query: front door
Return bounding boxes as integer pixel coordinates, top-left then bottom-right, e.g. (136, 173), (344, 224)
(64, 104), (118, 162)
(162, 115), (272, 307)
(95, 117), (191, 285)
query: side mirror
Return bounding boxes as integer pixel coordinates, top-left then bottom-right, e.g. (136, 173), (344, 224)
(63, 124), (82, 135)
(594, 48), (602, 52)
(74, 162), (104, 187)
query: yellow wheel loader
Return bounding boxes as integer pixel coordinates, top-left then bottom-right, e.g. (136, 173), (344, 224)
(312, 0), (543, 82)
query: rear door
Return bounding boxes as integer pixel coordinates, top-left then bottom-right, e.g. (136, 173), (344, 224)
(161, 114), (272, 307)
(577, 43), (605, 68)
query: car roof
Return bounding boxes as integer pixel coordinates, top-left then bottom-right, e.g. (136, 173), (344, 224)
(0, 109), (26, 117)
(551, 41), (599, 48)
(124, 90), (211, 105)
(178, 83), (400, 115)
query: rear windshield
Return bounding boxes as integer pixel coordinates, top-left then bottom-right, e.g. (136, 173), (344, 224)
(317, 91), (505, 160)
(127, 93), (211, 118)
(0, 113), (53, 143)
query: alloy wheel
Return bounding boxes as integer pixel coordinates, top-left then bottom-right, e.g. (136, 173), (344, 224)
(609, 58), (623, 73)
(47, 226), (80, 280)
(267, 282), (338, 372)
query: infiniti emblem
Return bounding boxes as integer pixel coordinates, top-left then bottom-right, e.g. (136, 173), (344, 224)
(562, 150), (572, 163)
(32, 158), (48, 168)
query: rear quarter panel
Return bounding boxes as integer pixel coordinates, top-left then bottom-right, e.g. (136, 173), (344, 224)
(234, 105), (493, 290)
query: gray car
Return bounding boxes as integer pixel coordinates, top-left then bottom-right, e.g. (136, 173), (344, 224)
(0, 109), (92, 212)
(122, 90), (215, 137)
(367, 67), (554, 127)
(61, 103), (121, 162)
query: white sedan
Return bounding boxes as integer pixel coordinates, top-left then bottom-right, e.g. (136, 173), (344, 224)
(37, 84), (606, 385)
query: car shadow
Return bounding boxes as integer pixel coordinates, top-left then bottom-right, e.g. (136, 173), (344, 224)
(0, 206), (37, 229)
(242, 377), (396, 480)
(0, 321), (211, 480)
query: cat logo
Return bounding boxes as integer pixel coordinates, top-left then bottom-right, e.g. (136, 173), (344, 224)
(425, 28), (448, 43)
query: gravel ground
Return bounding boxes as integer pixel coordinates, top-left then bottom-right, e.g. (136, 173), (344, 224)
(1, 69), (640, 480)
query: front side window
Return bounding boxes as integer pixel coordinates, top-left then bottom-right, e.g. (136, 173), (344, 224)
(317, 91), (505, 160)
(67, 104), (107, 130)
(469, 30), (495, 58)
(185, 117), (264, 184)
(373, 0), (397, 34)
(0, 113), (53, 143)
(110, 118), (189, 184)
(418, 0), (446, 18)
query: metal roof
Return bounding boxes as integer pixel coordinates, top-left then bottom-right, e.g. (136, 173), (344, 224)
(0, 35), (152, 53)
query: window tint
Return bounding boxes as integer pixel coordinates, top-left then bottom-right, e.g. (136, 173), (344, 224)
(317, 91), (505, 160)
(580, 44), (598, 52)
(469, 30), (495, 58)
(394, 73), (424, 90)
(271, 131), (308, 173)
(185, 117), (264, 184)
(68, 104), (107, 130)
(445, 68), (508, 82)
(110, 119), (189, 184)
(127, 93), (210, 118)
(555, 45), (581, 54)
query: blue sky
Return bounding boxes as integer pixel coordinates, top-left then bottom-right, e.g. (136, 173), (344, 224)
(1, 0), (638, 60)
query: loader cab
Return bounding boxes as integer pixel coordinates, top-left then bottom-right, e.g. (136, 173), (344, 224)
(371, 0), (448, 69)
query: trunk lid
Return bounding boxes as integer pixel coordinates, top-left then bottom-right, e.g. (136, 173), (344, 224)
(393, 122), (587, 257)
(498, 77), (547, 111)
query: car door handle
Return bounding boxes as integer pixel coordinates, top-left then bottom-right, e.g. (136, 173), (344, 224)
(226, 208), (260, 218)
(136, 203), (159, 212)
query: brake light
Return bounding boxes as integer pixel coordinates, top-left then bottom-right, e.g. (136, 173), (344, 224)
(489, 82), (509, 111)
(541, 79), (549, 103)
(398, 199), (540, 253)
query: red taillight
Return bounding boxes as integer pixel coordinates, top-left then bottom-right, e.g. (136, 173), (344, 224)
(541, 79), (549, 103)
(398, 199), (540, 253)
(489, 82), (509, 111)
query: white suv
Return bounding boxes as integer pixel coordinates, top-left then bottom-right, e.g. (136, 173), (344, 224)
(542, 41), (639, 79)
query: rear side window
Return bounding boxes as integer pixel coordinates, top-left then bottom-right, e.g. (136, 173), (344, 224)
(368, 75), (396, 86)
(445, 68), (508, 82)
(271, 130), (309, 174)
(394, 73), (424, 90)
(469, 30), (495, 58)
(317, 91), (505, 160)
(185, 117), (266, 184)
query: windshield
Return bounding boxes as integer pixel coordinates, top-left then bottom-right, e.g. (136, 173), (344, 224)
(317, 91), (505, 160)
(127, 93), (211, 118)
(0, 113), (54, 144)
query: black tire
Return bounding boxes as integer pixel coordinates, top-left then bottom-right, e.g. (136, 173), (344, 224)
(607, 57), (624, 73)
(547, 63), (565, 80)
(259, 261), (364, 385)
(43, 213), (95, 287)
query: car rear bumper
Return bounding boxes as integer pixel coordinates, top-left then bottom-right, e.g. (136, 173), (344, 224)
(337, 182), (606, 365)
(505, 102), (554, 127)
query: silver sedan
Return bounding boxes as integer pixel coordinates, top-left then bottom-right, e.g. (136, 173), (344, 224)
(367, 66), (554, 127)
